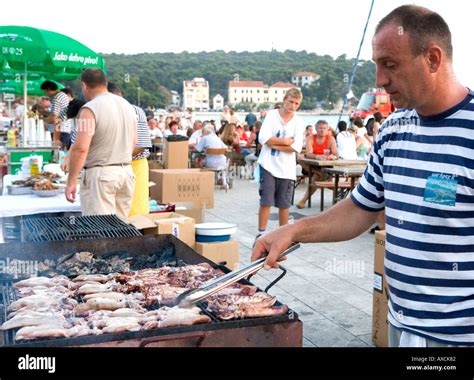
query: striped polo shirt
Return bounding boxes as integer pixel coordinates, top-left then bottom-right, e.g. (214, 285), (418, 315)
(351, 91), (474, 345)
(131, 105), (151, 160)
(51, 91), (72, 134)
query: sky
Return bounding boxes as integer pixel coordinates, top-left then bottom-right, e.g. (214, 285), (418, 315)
(1, 0), (473, 87)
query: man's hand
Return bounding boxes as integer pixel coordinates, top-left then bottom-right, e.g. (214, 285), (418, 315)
(65, 183), (77, 203)
(60, 155), (69, 173)
(251, 226), (294, 270)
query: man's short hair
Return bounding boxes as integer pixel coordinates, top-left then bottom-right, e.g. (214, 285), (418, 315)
(316, 120), (329, 127)
(337, 120), (347, 132)
(81, 68), (107, 88)
(107, 82), (122, 95)
(40, 80), (59, 91)
(60, 88), (73, 97)
(375, 5), (453, 60)
(284, 88), (303, 100)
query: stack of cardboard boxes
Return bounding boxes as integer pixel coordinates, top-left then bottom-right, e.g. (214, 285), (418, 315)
(138, 143), (239, 271)
(149, 168), (214, 222)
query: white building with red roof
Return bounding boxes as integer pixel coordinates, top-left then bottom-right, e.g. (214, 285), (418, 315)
(183, 77), (210, 111)
(228, 80), (298, 107)
(291, 71), (320, 87)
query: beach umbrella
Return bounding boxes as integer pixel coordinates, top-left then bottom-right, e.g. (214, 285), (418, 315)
(0, 78), (64, 96)
(0, 25), (106, 122)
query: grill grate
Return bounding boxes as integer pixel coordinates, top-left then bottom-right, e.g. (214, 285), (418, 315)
(21, 214), (142, 242)
(1, 281), (17, 345)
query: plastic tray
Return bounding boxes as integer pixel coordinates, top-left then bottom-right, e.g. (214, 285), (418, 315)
(31, 189), (61, 197)
(7, 185), (33, 195)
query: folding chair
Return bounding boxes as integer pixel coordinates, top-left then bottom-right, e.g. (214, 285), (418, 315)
(204, 148), (231, 192)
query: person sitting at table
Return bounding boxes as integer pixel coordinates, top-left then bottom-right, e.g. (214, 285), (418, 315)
(236, 124), (253, 156)
(303, 125), (313, 146)
(148, 117), (163, 139)
(188, 120), (203, 150)
(163, 120), (180, 138)
(305, 120), (338, 160)
(244, 121), (262, 169)
(353, 116), (371, 159)
(220, 123), (240, 148)
(296, 120), (338, 209)
(336, 120), (358, 160)
(195, 125), (228, 169)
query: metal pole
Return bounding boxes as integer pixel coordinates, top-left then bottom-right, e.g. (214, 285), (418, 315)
(337, 0), (375, 125)
(23, 62), (28, 145)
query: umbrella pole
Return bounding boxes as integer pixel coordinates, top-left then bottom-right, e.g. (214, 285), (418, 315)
(23, 62), (28, 146)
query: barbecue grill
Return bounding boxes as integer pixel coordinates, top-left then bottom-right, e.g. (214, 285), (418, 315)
(0, 235), (302, 347)
(21, 214), (142, 242)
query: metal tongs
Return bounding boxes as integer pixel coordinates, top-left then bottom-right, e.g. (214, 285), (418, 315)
(176, 243), (300, 308)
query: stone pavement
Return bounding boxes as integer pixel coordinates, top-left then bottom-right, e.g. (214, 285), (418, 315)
(205, 177), (376, 347)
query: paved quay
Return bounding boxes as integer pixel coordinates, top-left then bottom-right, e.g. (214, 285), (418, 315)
(205, 177), (376, 347)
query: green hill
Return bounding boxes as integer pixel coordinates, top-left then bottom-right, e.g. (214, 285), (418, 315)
(67, 50), (376, 110)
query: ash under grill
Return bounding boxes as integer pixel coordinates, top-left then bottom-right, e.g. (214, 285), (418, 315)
(21, 214), (142, 242)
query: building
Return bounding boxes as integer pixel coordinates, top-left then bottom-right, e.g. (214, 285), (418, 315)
(228, 81), (297, 107)
(212, 94), (224, 111)
(267, 82), (296, 104)
(291, 71), (320, 87)
(183, 78), (209, 111)
(170, 90), (181, 108)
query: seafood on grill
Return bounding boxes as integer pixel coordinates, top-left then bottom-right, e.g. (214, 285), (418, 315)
(207, 292), (289, 320)
(72, 274), (111, 283)
(0, 314), (69, 330)
(76, 283), (114, 295)
(12, 275), (74, 289)
(7, 295), (78, 313)
(142, 306), (211, 329)
(15, 324), (71, 340)
(1, 260), (290, 341)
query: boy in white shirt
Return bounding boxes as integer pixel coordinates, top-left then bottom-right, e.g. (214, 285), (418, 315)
(255, 88), (305, 244)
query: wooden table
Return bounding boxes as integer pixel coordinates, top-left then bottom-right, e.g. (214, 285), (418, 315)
(297, 157), (366, 208)
(322, 167), (366, 205)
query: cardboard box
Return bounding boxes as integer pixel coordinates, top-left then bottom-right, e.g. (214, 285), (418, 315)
(372, 230), (388, 347)
(149, 169), (214, 209)
(163, 139), (188, 169)
(148, 160), (163, 170)
(174, 202), (205, 224)
(195, 240), (239, 271)
(129, 212), (195, 247)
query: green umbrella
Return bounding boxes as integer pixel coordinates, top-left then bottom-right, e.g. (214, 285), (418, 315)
(0, 25), (106, 125)
(0, 25), (106, 76)
(0, 78), (64, 96)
